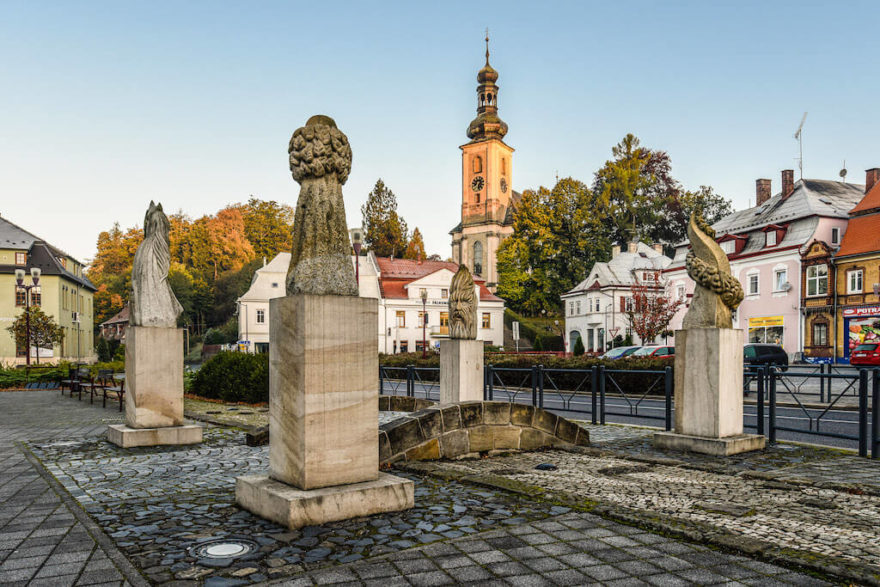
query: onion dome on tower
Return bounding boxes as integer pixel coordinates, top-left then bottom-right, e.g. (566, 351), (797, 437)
(466, 32), (508, 142)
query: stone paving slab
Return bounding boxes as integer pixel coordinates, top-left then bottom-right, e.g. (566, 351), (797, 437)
(412, 448), (880, 582)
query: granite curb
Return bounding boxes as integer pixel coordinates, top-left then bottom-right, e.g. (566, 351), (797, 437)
(397, 459), (880, 586)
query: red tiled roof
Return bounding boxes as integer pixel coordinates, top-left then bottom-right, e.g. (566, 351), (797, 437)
(374, 257), (502, 302)
(836, 213), (880, 257)
(100, 305), (130, 326)
(850, 182), (880, 215)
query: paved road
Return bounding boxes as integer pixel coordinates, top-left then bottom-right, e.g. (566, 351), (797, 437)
(381, 380), (875, 453)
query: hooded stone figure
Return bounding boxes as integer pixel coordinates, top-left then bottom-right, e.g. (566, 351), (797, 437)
(130, 201), (183, 327)
(448, 265), (478, 340)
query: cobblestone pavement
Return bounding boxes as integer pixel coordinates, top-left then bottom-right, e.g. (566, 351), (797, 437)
(427, 448), (880, 574)
(2, 391), (842, 585)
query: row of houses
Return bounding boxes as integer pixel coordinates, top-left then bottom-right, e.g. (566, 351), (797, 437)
(236, 251), (505, 354)
(563, 168), (880, 364)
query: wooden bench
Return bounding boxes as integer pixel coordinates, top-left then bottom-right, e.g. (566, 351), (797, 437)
(103, 374), (125, 412)
(82, 369), (113, 404)
(59, 366), (80, 396)
(71, 368), (92, 401)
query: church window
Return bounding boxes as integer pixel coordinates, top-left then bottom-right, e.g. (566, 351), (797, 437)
(475, 193), (480, 203)
(473, 241), (483, 276)
(501, 158), (507, 176)
(473, 156), (482, 174)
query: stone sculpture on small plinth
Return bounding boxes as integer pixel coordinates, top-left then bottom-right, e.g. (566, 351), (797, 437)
(236, 115), (413, 528)
(107, 202), (202, 447)
(440, 265), (484, 403)
(654, 212), (765, 455)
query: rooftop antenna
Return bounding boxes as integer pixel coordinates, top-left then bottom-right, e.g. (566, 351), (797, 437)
(839, 160), (848, 184)
(793, 112), (807, 179)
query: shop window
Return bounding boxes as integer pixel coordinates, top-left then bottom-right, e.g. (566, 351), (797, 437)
(848, 269), (864, 294)
(15, 252), (26, 265)
(482, 313), (491, 329)
(806, 265), (828, 296)
(396, 311), (406, 328)
(812, 322), (828, 346)
(399, 341), (408, 353)
(415, 340), (425, 352)
(256, 309), (265, 324)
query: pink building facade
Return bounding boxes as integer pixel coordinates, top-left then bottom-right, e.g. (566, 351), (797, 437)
(665, 172), (863, 358)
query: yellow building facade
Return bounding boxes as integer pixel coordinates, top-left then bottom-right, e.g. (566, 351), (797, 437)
(0, 215), (96, 365)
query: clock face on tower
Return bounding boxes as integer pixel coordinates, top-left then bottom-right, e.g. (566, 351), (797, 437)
(500, 178), (508, 193)
(471, 176), (485, 192)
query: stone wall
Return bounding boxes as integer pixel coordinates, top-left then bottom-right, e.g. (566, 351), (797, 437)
(379, 401), (589, 464)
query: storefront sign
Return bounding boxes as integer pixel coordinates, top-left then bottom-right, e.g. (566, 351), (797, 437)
(843, 306), (880, 317)
(748, 316), (783, 327)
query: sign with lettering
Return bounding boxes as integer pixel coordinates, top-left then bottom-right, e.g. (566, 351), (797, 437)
(843, 306), (880, 317)
(748, 316), (783, 327)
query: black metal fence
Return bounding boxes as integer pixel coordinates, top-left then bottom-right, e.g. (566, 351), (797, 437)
(379, 363), (880, 459)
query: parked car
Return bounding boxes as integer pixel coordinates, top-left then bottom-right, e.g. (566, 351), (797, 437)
(849, 342), (880, 366)
(630, 345), (675, 359)
(600, 346), (641, 360)
(743, 343), (788, 370)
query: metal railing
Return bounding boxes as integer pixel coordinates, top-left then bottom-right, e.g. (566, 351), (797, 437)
(380, 362), (879, 459)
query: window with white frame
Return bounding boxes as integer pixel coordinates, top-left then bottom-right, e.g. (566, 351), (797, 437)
(677, 284), (685, 301)
(806, 264), (828, 296)
(256, 309), (265, 324)
(575, 300), (581, 314)
(747, 273), (759, 296)
(720, 240), (735, 254)
(766, 231), (777, 247)
(774, 269), (788, 292)
(831, 227), (840, 245)
(848, 269), (864, 294)
(624, 297), (635, 312)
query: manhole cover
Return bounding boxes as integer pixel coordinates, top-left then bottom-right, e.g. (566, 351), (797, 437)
(190, 539), (258, 559)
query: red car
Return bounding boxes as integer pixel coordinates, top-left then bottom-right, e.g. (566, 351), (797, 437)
(850, 343), (880, 366)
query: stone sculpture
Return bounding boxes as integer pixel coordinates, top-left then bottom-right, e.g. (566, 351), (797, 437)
(286, 115), (358, 296)
(130, 201), (183, 328)
(682, 211), (744, 329)
(448, 265), (477, 340)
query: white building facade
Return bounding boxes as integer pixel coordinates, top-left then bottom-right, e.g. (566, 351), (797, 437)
(561, 243), (673, 353)
(238, 252), (505, 354)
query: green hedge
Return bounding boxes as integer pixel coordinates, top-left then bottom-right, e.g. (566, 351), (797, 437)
(190, 351), (269, 404)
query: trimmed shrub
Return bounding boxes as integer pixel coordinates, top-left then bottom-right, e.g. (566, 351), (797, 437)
(573, 337), (585, 356)
(190, 351), (269, 404)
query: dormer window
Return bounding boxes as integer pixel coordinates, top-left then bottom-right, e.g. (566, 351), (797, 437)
(761, 224), (786, 248)
(766, 231), (777, 247)
(720, 241), (735, 254)
(831, 227), (840, 245)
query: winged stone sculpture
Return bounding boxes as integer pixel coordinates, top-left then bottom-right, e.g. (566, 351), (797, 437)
(682, 211), (744, 329)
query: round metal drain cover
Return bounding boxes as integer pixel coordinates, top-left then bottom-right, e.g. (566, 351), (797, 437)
(190, 539), (258, 559)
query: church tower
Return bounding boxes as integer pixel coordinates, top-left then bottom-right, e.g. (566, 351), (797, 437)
(449, 33), (517, 292)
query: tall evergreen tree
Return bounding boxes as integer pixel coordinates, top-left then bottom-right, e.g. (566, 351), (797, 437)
(360, 179), (409, 257)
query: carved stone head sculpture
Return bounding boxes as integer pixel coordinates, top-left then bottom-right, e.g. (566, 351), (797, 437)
(448, 265), (478, 340)
(682, 211), (744, 329)
(286, 115), (358, 296)
(130, 201), (183, 328)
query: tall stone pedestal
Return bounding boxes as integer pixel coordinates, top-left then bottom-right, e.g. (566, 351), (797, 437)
(236, 295), (413, 528)
(440, 339), (484, 404)
(653, 328), (765, 456)
(107, 326), (202, 448)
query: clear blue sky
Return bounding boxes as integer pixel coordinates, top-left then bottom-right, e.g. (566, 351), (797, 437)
(1, 1), (877, 263)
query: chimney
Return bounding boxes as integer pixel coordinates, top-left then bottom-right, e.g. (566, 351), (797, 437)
(781, 169), (795, 199)
(866, 168), (880, 194)
(756, 179), (771, 206)
(627, 242), (638, 254)
(611, 244), (621, 257)
(652, 243), (663, 254)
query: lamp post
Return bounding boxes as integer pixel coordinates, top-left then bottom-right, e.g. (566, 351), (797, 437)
(420, 288), (428, 359)
(15, 268), (41, 366)
(350, 227), (364, 286)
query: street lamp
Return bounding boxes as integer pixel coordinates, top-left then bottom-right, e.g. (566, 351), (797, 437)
(420, 288), (428, 359)
(350, 227), (364, 286)
(15, 267), (41, 366)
